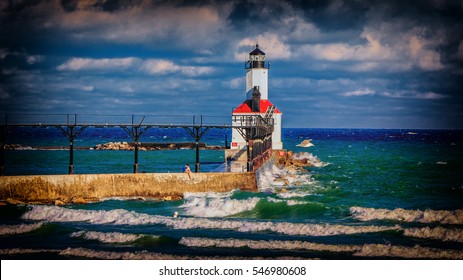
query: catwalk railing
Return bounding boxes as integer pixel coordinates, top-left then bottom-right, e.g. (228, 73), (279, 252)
(1, 113), (274, 175)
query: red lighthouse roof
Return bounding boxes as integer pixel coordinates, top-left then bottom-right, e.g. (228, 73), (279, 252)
(232, 99), (281, 114)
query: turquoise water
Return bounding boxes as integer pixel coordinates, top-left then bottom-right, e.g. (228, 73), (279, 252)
(1, 128), (462, 259)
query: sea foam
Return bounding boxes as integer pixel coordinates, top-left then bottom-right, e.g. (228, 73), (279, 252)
(354, 244), (463, 259)
(180, 237), (361, 252)
(180, 195), (260, 217)
(0, 222), (44, 235)
(22, 205), (400, 237)
(350, 206), (463, 225)
(257, 163), (314, 191)
(0, 247), (306, 260)
(20, 206), (461, 243)
(292, 152), (327, 167)
(70, 230), (159, 244)
(403, 227), (463, 243)
(179, 237), (463, 259)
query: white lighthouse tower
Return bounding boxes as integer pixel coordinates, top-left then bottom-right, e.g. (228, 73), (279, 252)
(229, 44), (283, 157)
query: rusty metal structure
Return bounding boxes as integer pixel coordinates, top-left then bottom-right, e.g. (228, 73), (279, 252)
(0, 113), (274, 175)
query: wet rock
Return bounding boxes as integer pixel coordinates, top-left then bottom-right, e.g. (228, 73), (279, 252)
(162, 195), (182, 201)
(6, 198), (25, 205)
(276, 150), (313, 169)
(292, 158), (309, 166)
(54, 200), (66, 206)
(70, 197), (87, 204)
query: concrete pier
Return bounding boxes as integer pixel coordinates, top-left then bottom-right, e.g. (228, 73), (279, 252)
(0, 172), (257, 204)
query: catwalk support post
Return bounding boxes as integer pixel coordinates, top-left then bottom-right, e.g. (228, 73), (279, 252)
(56, 114), (87, 175)
(184, 116), (210, 173)
(122, 115), (151, 174)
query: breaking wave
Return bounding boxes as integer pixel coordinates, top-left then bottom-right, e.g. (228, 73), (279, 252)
(403, 227), (463, 243)
(18, 206), (462, 243)
(0, 248), (186, 260)
(180, 237), (361, 252)
(292, 152), (328, 168)
(276, 192), (312, 199)
(180, 191), (259, 217)
(350, 207), (463, 225)
(267, 197), (309, 206)
(257, 164), (314, 191)
(354, 244), (463, 259)
(0, 222), (44, 235)
(0, 247), (305, 260)
(22, 205), (400, 237)
(70, 230), (159, 244)
(179, 237), (463, 259)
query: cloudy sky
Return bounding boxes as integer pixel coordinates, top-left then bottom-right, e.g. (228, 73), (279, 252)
(1, 0), (462, 128)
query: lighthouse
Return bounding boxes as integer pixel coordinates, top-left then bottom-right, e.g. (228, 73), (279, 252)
(229, 44), (283, 161)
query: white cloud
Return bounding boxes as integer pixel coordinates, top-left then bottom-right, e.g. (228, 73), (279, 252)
(179, 66), (214, 77)
(295, 30), (396, 62)
(349, 61), (413, 72)
(0, 49), (45, 66)
(26, 55), (45, 65)
(342, 88), (375, 97)
(35, 0), (234, 50)
(57, 57), (213, 77)
(295, 22), (446, 72)
(81, 85), (94, 92)
(408, 35), (445, 71)
(57, 57), (139, 71)
(141, 59), (213, 76)
(282, 16), (320, 42)
(235, 33), (291, 61)
(121, 86), (135, 93)
(141, 59), (180, 75)
(381, 90), (448, 100)
(225, 77), (244, 89)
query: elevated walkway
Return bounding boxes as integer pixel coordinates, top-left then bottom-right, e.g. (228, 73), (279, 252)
(0, 113), (274, 176)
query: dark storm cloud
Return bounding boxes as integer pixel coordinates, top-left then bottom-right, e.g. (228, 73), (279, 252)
(0, 0), (462, 128)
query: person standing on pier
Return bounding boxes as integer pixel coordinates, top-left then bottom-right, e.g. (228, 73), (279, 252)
(183, 164), (191, 179)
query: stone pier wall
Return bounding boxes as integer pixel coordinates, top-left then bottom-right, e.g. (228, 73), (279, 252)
(0, 172), (257, 204)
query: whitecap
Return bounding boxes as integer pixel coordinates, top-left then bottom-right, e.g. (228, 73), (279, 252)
(267, 197), (309, 206)
(23, 205), (400, 236)
(354, 244), (463, 259)
(286, 200), (310, 206)
(257, 163), (314, 191)
(0, 222), (44, 235)
(350, 206), (463, 225)
(0, 247), (306, 260)
(70, 230), (158, 244)
(403, 227), (463, 243)
(276, 192), (311, 199)
(180, 195), (260, 217)
(180, 237), (361, 252)
(183, 190), (236, 200)
(0, 248), (59, 255)
(180, 237), (463, 259)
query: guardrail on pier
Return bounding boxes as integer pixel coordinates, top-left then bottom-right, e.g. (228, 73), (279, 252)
(1, 113), (274, 175)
